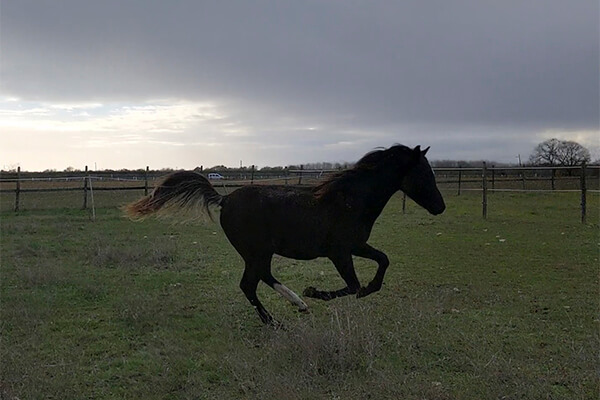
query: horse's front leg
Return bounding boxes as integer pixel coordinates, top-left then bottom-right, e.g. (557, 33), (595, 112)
(303, 254), (361, 301)
(352, 243), (390, 298)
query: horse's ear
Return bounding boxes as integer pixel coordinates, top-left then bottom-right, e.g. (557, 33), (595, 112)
(422, 146), (430, 156)
(411, 145), (422, 163)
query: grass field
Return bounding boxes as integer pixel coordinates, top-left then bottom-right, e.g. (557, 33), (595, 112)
(1, 190), (598, 399)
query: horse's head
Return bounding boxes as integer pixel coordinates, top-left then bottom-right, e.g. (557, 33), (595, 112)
(319, 144), (446, 215)
(398, 145), (446, 215)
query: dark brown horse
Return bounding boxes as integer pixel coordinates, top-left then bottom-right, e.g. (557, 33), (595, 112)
(126, 144), (445, 324)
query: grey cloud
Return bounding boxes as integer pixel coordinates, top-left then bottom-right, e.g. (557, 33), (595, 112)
(1, 0), (598, 165)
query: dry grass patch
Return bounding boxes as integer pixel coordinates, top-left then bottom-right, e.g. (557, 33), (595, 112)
(91, 239), (177, 270)
(226, 302), (407, 399)
(16, 258), (68, 289)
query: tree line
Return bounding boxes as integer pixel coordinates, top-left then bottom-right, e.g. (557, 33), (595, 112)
(2, 139), (594, 174)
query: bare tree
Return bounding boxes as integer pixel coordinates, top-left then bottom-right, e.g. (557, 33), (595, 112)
(529, 138), (561, 165)
(557, 140), (591, 166)
(529, 138), (590, 166)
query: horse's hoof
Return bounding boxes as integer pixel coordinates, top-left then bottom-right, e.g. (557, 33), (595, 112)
(356, 287), (369, 298)
(269, 319), (286, 331)
(303, 286), (319, 298)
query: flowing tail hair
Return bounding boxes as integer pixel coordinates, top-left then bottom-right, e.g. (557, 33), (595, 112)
(125, 171), (223, 221)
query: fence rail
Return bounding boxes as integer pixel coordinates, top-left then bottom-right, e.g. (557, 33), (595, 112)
(1, 164), (598, 222)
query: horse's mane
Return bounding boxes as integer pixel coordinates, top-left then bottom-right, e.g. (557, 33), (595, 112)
(313, 144), (411, 201)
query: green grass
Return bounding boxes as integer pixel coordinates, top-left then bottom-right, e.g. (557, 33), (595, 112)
(1, 191), (598, 399)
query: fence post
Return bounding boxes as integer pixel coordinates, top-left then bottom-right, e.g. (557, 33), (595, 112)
(82, 165), (88, 210)
(251, 165), (255, 184)
(285, 167), (289, 185)
(14, 166), (21, 212)
(521, 170), (526, 190)
(298, 165), (304, 185)
(482, 162), (488, 219)
(551, 168), (555, 190)
(457, 166), (462, 196)
(581, 162), (587, 224)
(491, 165), (495, 190)
(144, 166), (149, 196)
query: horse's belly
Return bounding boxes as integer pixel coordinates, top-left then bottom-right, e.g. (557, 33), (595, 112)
(275, 249), (324, 260)
(274, 246), (323, 260)
(272, 229), (327, 260)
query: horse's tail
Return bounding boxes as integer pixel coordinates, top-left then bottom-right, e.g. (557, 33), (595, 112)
(125, 171), (223, 221)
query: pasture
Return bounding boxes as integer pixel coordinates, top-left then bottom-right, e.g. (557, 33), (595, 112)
(1, 190), (598, 399)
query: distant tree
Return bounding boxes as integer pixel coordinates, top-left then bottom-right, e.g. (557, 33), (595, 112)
(302, 162), (352, 170)
(432, 160), (464, 168)
(431, 160), (499, 168)
(206, 165), (229, 172)
(259, 166), (285, 172)
(556, 140), (591, 166)
(529, 138), (561, 165)
(529, 138), (590, 166)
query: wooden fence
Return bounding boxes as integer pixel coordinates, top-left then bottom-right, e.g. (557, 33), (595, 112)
(1, 164), (598, 223)
(434, 164), (598, 223)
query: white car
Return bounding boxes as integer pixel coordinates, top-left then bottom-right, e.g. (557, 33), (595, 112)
(207, 173), (224, 180)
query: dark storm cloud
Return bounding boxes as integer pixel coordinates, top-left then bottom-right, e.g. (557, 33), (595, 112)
(1, 0), (598, 165)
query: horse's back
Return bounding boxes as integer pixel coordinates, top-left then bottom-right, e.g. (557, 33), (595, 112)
(219, 185), (329, 259)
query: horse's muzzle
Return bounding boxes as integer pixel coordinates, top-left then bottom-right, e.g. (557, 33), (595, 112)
(429, 200), (446, 215)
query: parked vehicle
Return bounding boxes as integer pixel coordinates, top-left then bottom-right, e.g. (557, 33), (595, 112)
(207, 173), (224, 180)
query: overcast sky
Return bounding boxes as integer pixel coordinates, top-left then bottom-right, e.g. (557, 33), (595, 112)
(1, 1), (598, 170)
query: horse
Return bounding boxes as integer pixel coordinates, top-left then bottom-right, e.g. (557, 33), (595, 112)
(125, 144), (446, 325)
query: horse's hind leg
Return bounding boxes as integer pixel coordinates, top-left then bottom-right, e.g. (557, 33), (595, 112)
(303, 254), (361, 301)
(352, 243), (390, 298)
(239, 264), (275, 325)
(262, 272), (308, 312)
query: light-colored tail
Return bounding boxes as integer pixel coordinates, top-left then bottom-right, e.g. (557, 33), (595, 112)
(125, 171), (223, 220)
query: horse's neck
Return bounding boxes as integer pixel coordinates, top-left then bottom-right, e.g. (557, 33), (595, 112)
(352, 174), (400, 224)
